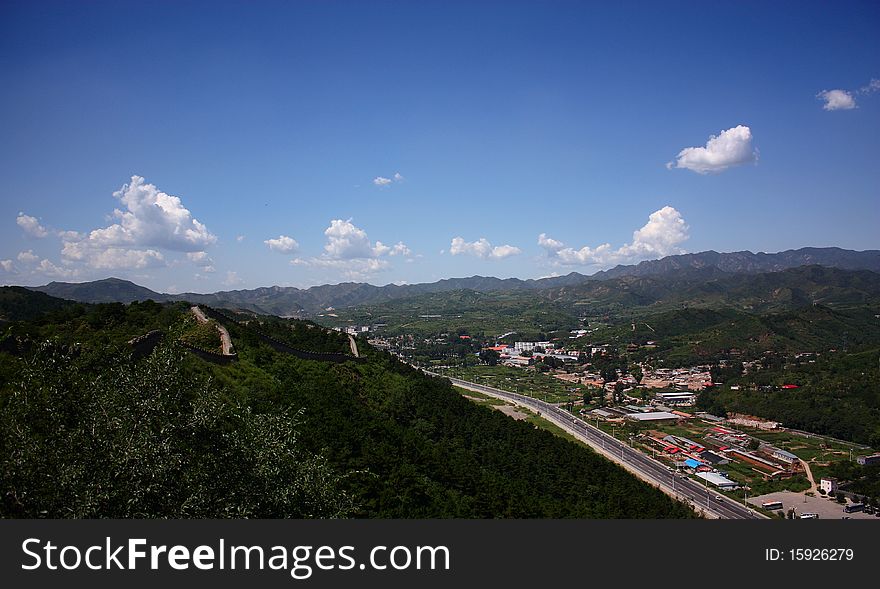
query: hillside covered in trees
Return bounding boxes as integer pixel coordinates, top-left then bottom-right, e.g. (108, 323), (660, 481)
(0, 288), (693, 518)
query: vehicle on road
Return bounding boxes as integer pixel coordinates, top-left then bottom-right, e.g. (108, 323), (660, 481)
(844, 503), (865, 513)
(800, 513), (819, 519)
(762, 501), (784, 510)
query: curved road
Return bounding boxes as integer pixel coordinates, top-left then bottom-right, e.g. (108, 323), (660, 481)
(427, 371), (765, 520)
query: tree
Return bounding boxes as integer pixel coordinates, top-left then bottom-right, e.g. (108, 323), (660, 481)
(479, 349), (500, 366)
(631, 365), (643, 384)
(601, 368), (617, 384)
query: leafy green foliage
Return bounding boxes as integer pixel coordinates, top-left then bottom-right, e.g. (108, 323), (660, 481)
(0, 341), (353, 518)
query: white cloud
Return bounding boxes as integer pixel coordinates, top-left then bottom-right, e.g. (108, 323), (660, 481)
(373, 172), (404, 187)
(56, 175), (215, 272)
(65, 244), (165, 270)
(236, 235), (246, 242)
(860, 78), (880, 94)
(290, 257), (390, 280)
(264, 235), (299, 253)
(817, 89), (857, 111)
(17, 250), (39, 264)
(82, 175), (216, 251)
(223, 270), (243, 287)
(540, 206), (689, 267)
(16, 213), (49, 238)
(374, 241), (412, 257)
(323, 219), (409, 260)
(186, 251), (215, 272)
(449, 237), (522, 259)
(288, 219), (411, 279)
(667, 125), (758, 174)
(187, 251), (211, 264)
(537, 233), (564, 253)
(36, 259), (79, 279)
(0, 260), (14, 273)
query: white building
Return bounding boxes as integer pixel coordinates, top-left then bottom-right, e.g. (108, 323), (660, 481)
(820, 477), (838, 495)
(694, 471), (739, 490)
(514, 341), (552, 352)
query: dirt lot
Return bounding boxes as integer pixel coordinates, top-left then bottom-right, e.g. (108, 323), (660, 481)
(495, 404), (529, 421)
(748, 490), (879, 520)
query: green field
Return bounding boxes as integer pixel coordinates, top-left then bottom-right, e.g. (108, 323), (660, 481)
(439, 364), (589, 404)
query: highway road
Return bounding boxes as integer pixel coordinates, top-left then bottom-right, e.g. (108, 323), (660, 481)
(425, 371), (765, 520)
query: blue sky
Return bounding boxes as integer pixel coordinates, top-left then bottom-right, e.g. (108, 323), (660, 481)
(1, 0), (878, 292)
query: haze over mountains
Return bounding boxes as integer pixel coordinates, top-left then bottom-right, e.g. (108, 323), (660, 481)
(28, 247), (880, 316)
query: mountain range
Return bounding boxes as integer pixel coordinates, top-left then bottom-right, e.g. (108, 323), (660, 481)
(28, 246), (880, 316)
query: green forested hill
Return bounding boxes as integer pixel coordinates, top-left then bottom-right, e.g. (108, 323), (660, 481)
(0, 292), (693, 518)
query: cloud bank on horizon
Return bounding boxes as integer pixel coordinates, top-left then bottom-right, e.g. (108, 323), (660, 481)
(538, 206), (689, 268)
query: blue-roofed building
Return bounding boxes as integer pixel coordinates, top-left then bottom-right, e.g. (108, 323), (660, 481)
(684, 458), (703, 469)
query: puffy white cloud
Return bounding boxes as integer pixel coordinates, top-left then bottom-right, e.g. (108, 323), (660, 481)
(236, 235), (246, 242)
(537, 233), (564, 252)
(393, 172), (404, 182)
(667, 125), (758, 174)
(373, 241), (412, 257)
(17, 250), (39, 264)
(0, 260), (13, 273)
(323, 219), (409, 260)
(36, 259), (79, 279)
(82, 175), (216, 251)
(69, 245), (165, 270)
(56, 175), (215, 272)
(289, 219), (410, 279)
(449, 237), (522, 259)
(60, 239), (165, 270)
(540, 206), (689, 267)
(17, 213), (49, 238)
(817, 89), (856, 111)
(264, 235), (299, 253)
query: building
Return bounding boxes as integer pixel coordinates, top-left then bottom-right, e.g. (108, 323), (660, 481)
(514, 341), (552, 352)
(770, 448), (800, 465)
(699, 450), (730, 466)
(655, 391), (696, 405)
(857, 453), (880, 466)
(726, 414), (779, 430)
(624, 411), (679, 423)
(820, 477), (839, 495)
(694, 471), (739, 490)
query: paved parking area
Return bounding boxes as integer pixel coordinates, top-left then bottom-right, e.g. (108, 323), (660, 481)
(748, 490), (878, 520)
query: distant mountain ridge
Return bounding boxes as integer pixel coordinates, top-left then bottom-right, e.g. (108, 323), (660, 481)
(28, 247), (880, 315)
